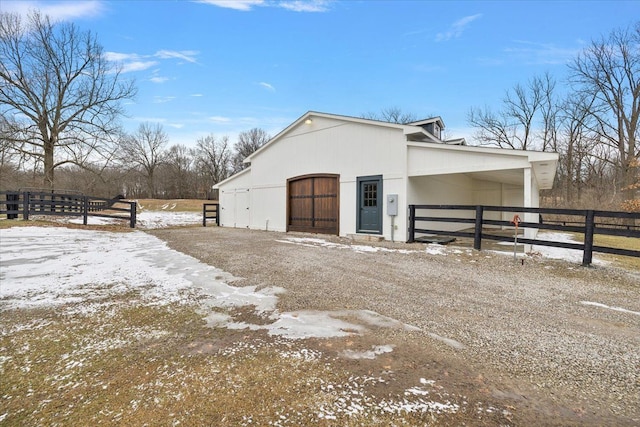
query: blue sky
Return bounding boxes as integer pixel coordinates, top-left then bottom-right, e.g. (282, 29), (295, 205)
(2, 0), (637, 147)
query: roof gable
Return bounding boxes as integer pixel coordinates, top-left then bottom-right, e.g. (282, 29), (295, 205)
(246, 111), (447, 163)
(407, 116), (445, 129)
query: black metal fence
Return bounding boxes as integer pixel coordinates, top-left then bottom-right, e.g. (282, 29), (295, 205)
(1, 190), (137, 228)
(407, 204), (640, 266)
(202, 203), (220, 227)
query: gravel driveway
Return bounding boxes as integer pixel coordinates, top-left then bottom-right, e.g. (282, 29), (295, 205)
(150, 226), (640, 426)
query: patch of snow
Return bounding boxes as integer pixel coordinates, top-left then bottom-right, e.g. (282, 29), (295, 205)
(420, 378), (436, 385)
(0, 226), (268, 311)
(350, 309), (421, 331)
(424, 244), (447, 255)
(276, 237), (417, 254)
(135, 211), (201, 229)
(50, 210), (201, 228)
(493, 231), (610, 265)
(427, 332), (466, 350)
(67, 216), (121, 226)
(532, 232), (607, 265)
(340, 345), (394, 360)
(580, 301), (640, 316)
(316, 375), (460, 418)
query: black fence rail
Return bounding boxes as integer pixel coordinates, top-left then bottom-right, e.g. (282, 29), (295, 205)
(1, 190), (137, 228)
(202, 203), (220, 227)
(407, 204), (640, 266)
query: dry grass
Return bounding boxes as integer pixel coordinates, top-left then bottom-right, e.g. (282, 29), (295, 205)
(593, 234), (640, 271)
(0, 290), (500, 426)
(553, 231), (639, 271)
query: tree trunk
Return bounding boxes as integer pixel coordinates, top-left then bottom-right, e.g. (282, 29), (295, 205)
(147, 171), (155, 198)
(44, 140), (55, 190)
(621, 158), (638, 201)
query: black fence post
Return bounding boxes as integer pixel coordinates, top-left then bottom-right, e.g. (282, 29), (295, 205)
(203, 204), (207, 227)
(474, 205), (484, 250)
(129, 201), (137, 228)
(216, 204), (220, 226)
(6, 192), (19, 219)
(83, 196), (89, 225)
(23, 192), (30, 221)
(407, 205), (415, 243)
(582, 210), (595, 266)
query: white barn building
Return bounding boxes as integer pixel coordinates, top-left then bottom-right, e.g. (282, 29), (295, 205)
(213, 111), (559, 242)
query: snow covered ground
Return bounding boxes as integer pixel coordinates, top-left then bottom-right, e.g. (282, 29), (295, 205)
(63, 210), (203, 228)
(0, 214), (612, 333)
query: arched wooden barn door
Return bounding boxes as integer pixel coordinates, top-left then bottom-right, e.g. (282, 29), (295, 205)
(287, 174), (339, 235)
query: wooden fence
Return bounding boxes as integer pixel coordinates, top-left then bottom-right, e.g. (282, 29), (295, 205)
(1, 190), (137, 228)
(202, 203), (220, 227)
(407, 204), (640, 266)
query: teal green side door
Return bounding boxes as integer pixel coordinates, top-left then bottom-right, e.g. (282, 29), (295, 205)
(357, 175), (382, 234)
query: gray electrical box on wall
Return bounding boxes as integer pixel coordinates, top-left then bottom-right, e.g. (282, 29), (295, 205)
(387, 194), (398, 216)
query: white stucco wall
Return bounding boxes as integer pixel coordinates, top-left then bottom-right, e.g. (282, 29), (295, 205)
(233, 116), (408, 239)
(407, 174), (475, 233)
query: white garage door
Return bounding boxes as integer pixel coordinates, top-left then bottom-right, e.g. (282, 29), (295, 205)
(220, 188), (250, 228)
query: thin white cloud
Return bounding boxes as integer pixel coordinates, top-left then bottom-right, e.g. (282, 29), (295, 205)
(121, 61), (158, 73)
(503, 40), (579, 65)
(191, 94), (204, 97)
(104, 52), (138, 62)
(155, 50), (199, 64)
(195, 0), (264, 11)
(105, 50), (198, 74)
(104, 52), (158, 72)
(150, 76), (170, 84)
(279, 1), (330, 12)
(153, 96), (176, 104)
(436, 13), (482, 42)
(403, 28), (429, 37)
(196, 0), (330, 12)
(259, 82), (276, 92)
(1, 0), (105, 21)
(208, 116), (232, 123)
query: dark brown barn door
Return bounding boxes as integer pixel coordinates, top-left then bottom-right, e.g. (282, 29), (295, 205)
(287, 174), (339, 235)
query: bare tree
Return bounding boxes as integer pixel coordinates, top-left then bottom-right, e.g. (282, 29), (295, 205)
(0, 11), (136, 189)
(119, 123), (168, 198)
(231, 127), (270, 173)
(569, 22), (640, 202)
(361, 107), (418, 124)
(537, 72), (559, 152)
(468, 74), (554, 150)
(557, 92), (599, 204)
(162, 144), (195, 198)
(195, 134), (231, 192)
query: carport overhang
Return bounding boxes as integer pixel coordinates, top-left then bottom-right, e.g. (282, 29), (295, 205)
(406, 142), (559, 190)
(406, 142), (559, 240)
